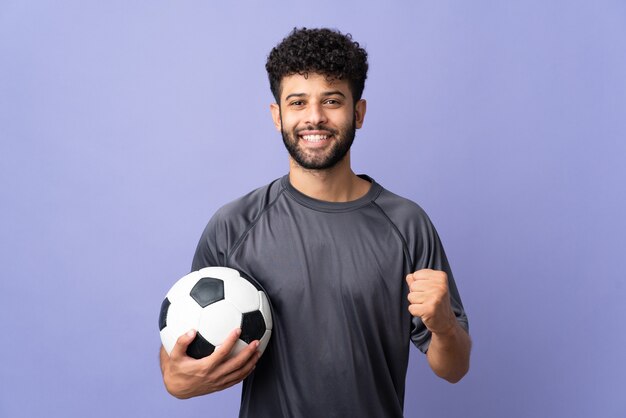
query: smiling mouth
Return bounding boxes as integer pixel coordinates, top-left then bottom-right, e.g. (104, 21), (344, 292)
(300, 134), (331, 143)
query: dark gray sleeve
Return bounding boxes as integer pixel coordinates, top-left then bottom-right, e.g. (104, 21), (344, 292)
(190, 182), (276, 272)
(191, 212), (226, 272)
(410, 214), (469, 353)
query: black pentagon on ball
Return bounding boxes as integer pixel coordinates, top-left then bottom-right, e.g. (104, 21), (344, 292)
(190, 277), (224, 307)
(158, 298), (170, 331)
(186, 332), (216, 359)
(240, 310), (266, 344)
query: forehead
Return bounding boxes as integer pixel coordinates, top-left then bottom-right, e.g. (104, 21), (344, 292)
(279, 73), (351, 100)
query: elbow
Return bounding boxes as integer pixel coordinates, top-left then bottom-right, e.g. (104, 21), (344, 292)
(162, 376), (193, 400)
(165, 384), (194, 400)
(166, 385), (186, 399)
(443, 368), (468, 384)
(438, 361), (470, 384)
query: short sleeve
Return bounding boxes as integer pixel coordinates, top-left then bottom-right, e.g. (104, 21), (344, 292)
(191, 213), (226, 272)
(409, 215), (469, 353)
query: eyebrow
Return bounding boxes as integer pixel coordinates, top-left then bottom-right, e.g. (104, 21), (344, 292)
(284, 90), (347, 101)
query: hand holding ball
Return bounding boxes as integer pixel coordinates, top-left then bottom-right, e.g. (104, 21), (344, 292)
(159, 267), (273, 359)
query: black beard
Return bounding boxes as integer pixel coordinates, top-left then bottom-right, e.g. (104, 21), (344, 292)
(280, 113), (356, 170)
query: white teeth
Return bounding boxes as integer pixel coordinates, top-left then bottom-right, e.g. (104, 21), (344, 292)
(301, 135), (328, 142)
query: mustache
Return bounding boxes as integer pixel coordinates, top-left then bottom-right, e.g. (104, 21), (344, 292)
(295, 124), (338, 135)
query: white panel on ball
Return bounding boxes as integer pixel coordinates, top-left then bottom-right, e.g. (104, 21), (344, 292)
(258, 330), (272, 355)
(160, 327), (182, 355)
(197, 300), (243, 344)
(197, 266), (239, 280)
(223, 274), (260, 313)
(258, 291), (273, 330)
(160, 301), (203, 354)
(166, 271), (200, 303)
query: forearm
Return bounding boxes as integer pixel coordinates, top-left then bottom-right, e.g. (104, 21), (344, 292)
(426, 322), (471, 383)
(159, 346), (168, 375)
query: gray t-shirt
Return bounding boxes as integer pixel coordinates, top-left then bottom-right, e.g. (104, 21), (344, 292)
(192, 174), (468, 418)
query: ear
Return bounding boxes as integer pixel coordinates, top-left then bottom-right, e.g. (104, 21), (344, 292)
(270, 103), (282, 132)
(354, 99), (367, 129)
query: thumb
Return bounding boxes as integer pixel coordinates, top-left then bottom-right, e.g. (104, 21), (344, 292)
(170, 329), (196, 359)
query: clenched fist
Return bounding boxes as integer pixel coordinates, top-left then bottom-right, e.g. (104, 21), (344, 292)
(406, 269), (457, 335)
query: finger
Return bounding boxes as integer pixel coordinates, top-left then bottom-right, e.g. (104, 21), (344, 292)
(197, 328), (242, 368)
(407, 269), (439, 284)
(215, 328), (242, 357)
(410, 277), (438, 292)
(408, 303), (426, 318)
(416, 269), (448, 283)
(409, 280), (428, 292)
(219, 347), (261, 388)
(412, 269), (436, 280)
(408, 292), (427, 305)
(170, 329), (197, 360)
(219, 340), (260, 373)
(405, 273), (415, 285)
(205, 341), (260, 390)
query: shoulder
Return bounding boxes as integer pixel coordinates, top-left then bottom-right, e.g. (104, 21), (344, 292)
(192, 177), (286, 269)
(373, 183), (433, 231)
(371, 181), (447, 270)
(207, 177), (286, 234)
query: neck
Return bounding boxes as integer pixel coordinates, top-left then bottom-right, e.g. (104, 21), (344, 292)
(288, 153), (371, 202)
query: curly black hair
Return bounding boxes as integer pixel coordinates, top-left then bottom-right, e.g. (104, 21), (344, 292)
(266, 27), (368, 103)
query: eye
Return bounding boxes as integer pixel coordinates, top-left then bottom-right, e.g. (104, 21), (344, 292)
(289, 100), (305, 107)
(324, 99), (342, 106)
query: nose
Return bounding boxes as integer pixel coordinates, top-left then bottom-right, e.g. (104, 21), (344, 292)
(305, 102), (328, 126)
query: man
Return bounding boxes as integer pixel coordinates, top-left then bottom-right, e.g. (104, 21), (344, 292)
(160, 28), (471, 417)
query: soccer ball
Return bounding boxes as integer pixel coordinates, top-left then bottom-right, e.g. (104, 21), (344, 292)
(159, 267), (273, 359)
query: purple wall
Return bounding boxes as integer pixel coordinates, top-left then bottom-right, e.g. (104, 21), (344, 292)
(1, 1), (625, 417)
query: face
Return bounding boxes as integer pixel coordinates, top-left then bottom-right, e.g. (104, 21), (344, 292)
(270, 73), (366, 170)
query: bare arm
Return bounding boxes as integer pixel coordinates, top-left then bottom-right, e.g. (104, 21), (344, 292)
(425, 321), (471, 383)
(160, 328), (261, 399)
(407, 269), (471, 383)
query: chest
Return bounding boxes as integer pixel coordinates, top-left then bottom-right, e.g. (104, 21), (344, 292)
(228, 206), (409, 320)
